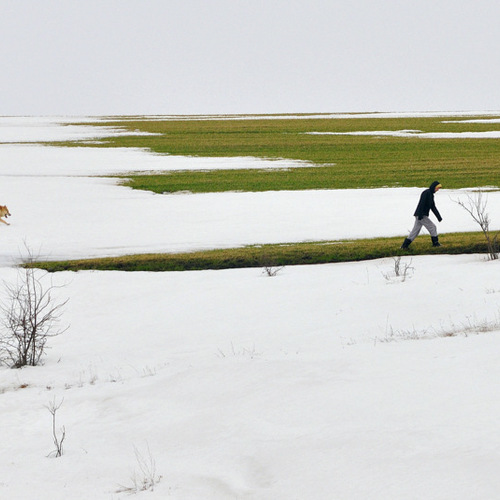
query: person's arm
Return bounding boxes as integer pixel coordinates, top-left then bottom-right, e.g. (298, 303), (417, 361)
(431, 199), (442, 221)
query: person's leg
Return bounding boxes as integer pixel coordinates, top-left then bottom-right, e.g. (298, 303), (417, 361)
(401, 217), (422, 249)
(420, 216), (441, 246)
(408, 217), (424, 241)
(401, 237), (412, 249)
(420, 216), (437, 237)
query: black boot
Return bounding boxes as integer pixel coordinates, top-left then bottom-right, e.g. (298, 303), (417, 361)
(431, 236), (441, 247)
(401, 238), (412, 249)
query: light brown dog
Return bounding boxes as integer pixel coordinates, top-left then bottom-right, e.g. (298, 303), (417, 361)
(0, 205), (11, 225)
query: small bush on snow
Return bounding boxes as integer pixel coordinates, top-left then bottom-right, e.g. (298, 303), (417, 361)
(455, 191), (499, 261)
(0, 248), (68, 368)
(382, 256), (414, 283)
(116, 444), (162, 495)
(45, 397), (66, 458)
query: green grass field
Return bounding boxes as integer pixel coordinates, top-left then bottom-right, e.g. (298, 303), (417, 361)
(35, 114), (500, 271)
(60, 114), (500, 192)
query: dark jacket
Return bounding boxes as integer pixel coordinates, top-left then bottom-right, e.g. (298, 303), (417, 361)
(414, 181), (442, 221)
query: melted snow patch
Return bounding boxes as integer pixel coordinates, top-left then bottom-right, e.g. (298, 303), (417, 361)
(0, 117), (159, 143)
(304, 130), (500, 139)
(441, 118), (500, 124)
(0, 144), (312, 176)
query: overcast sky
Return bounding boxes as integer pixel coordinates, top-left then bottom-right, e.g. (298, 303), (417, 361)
(1, 0), (499, 116)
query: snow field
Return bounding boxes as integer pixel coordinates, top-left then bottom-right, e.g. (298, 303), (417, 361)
(1, 256), (500, 499)
(1, 117), (500, 499)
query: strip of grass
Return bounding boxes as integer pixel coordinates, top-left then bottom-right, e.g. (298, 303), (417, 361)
(118, 158), (500, 193)
(28, 232), (491, 273)
(57, 115), (500, 192)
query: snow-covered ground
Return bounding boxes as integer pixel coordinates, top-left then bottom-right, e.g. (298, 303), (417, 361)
(1, 117), (500, 499)
(0, 116), (160, 143)
(0, 143), (312, 176)
(306, 130), (500, 139)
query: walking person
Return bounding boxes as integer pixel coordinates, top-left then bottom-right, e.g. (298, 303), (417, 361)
(401, 181), (442, 249)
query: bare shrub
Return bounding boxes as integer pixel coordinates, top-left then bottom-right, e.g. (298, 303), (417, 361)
(259, 252), (284, 277)
(263, 265), (284, 277)
(0, 253), (68, 368)
(46, 397), (66, 458)
(382, 256), (414, 282)
(116, 444), (162, 494)
(455, 191), (499, 260)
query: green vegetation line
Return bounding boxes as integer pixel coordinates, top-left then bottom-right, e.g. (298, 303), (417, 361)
(29, 232), (491, 273)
